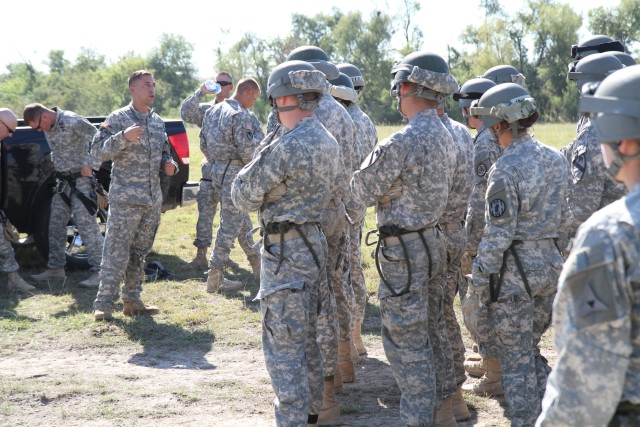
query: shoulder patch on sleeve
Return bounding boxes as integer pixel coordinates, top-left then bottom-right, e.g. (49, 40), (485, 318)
(571, 145), (587, 182)
(359, 146), (383, 170)
(486, 178), (511, 219)
(476, 162), (488, 177)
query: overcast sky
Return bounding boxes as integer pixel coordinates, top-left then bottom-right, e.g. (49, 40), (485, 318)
(2, 0), (614, 78)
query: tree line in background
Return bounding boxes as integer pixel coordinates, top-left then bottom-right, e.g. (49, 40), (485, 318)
(1, 0), (638, 125)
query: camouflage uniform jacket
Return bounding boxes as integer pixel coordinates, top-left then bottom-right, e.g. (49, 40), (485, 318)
(473, 135), (570, 277)
(91, 103), (175, 206)
(439, 114), (473, 225)
(466, 127), (503, 253)
(537, 182), (640, 427)
(45, 108), (100, 172)
(346, 103), (378, 166)
(232, 115), (340, 228)
(181, 90), (263, 160)
(562, 118), (626, 238)
(350, 108), (455, 230)
(202, 98), (261, 165)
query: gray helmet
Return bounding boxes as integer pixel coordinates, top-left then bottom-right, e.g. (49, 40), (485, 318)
(483, 65), (526, 86)
(329, 72), (358, 103)
(337, 63), (365, 90)
(611, 51), (637, 67)
(286, 45), (339, 80)
(266, 60), (326, 111)
(453, 77), (497, 107)
(571, 35), (625, 60)
(568, 52), (624, 92)
(580, 65), (640, 143)
(470, 83), (537, 132)
(390, 51), (458, 102)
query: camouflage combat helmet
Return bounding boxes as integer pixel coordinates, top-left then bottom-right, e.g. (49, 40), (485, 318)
(329, 72), (358, 104)
(266, 60), (326, 111)
(286, 46), (339, 80)
(390, 50), (458, 102)
(482, 65), (526, 86)
(453, 77), (497, 108)
(568, 52), (624, 93)
(337, 63), (365, 91)
(571, 35), (625, 61)
(580, 65), (640, 177)
(470, 83), (537, 135)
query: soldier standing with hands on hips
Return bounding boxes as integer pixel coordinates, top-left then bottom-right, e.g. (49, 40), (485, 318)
(91, 70), (178, 321)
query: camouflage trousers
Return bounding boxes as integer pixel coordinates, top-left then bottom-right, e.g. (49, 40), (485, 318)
(316, 203), (352, 378)
(486, 244), (561, 427)
(48, 176), (104, 270)
(378, 230), (445, 426)
(259, 227), (326, 425)
(0, 228), (18, 273)
(441, 226), (468, 386)
(94, 200), (161, 310)
(348, 216), (367, 327)
(209, 165), (258, 270)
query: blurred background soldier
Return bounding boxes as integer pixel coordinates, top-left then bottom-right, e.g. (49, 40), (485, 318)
(563, 52), (627, 240)
(0, 108), (36, 293)
(335, 63), (379, 359)
(349, 50), (457, 426)
(232, 59), (339, 427)
(436, 90), (474, 421)
(201, 78), (262, 293)
(469, 83), (569, 426)
(181, 72), (261, 273)
(91, 70), (178, 321)
(24, 103), (104, 288)
(536, 60), (640, 427)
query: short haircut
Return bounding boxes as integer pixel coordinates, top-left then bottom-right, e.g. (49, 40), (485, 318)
(22, 103), (47, 124)
(128, 70), (153, 87)
(217, 71), (233, 83)
(237, 77), (261, 94)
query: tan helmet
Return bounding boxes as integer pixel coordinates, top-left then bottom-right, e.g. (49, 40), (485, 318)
(0, 108), (18, 135)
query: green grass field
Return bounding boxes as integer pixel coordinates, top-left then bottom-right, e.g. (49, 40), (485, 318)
(0, 121), (574, 425)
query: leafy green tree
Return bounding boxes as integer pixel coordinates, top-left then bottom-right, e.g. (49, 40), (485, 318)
(588, 0), (640, 53)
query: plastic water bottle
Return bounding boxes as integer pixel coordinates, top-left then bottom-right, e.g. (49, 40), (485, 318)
(204, 80), (221, 94)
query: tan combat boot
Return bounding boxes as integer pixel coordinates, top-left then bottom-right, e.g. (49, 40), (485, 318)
(350, 338), (360, 364)
(452, 386), (471, 421)
(352, 320), (367, 357)
(464, 356), (487, 378)
(463, 358), (503, 397)
(31, 268), (66, 282)
(189, 247), (208, 269)
(435, 396), (458, 427)
(318, 377), (341, 426)
(338, 340), (355, 383)
(333, 369), (343, 394)
(79, 270), (101, 289)
(248, 254), (261, 281)
(7, 272), (36, 293)
(94, 306), (113, 321)
(206, 268), (243, 293)
(123, 300), (160, 316)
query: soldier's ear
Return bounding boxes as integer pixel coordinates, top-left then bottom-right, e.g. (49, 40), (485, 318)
(619, 139), (640, 156)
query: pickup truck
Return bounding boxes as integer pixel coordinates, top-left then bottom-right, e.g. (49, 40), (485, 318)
(2, 117), (198, 269)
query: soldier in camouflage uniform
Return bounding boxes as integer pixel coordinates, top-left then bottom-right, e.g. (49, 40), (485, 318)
(232, 60), (339, 427)
(332, 65), (379, 359)
(468, 84), (570, 426)
(285, 46), (359, 424)
(202, 78), (262, 292)
(437, 100), (474, 421)
(562, 53), (627, 241)
(536, 56), (640, 427)
(91, 70), (178, 321)
(24, 104), (104, 288)
(0, 108), (36, 293)
(179, 72), (260, 272)
(349, 50), (458, 427)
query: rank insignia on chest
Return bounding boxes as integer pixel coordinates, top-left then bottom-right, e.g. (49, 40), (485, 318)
(489, 198), (506, 217)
